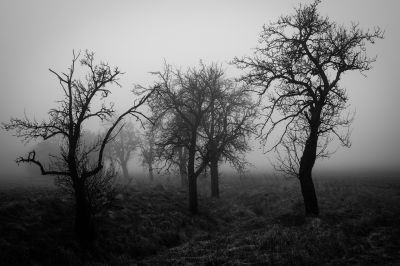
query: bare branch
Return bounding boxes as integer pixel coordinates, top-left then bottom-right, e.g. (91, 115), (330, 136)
(16, 151), (70, 176)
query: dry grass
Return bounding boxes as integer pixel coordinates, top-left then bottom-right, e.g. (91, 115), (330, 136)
(0, 174), (399, 265)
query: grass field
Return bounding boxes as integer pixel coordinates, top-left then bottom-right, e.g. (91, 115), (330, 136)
(0, 173), (399, 265)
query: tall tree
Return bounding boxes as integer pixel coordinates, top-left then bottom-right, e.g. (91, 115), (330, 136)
(2, 50), (152, 245)
(234, 0), (383, 216)
(145, 62), (219, 214)
(200, 79), (256, 198)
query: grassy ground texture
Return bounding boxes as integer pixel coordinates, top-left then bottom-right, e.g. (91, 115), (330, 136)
(0, 173), (399, 265)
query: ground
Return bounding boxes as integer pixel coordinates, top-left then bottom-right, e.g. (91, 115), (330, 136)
(0, 173), (399, 265)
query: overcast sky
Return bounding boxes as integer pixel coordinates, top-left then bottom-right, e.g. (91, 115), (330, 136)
(0, 0), (399, 178)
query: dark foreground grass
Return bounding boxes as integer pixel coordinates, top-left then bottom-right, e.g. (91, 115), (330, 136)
(0, 174), (399, 265)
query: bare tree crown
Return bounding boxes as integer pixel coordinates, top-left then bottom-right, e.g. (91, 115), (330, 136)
(3, 50), (152, 180)
(234, 1), (383, 148)
(233, 0), (383, 177)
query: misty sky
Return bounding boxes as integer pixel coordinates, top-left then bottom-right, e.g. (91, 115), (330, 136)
(0, 0), (399, 178)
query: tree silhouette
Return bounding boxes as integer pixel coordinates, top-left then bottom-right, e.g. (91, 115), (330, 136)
(104, 120), (139, 180)
(234, 0), (383, 216)
(154, 112), (190, 187)
(145, 62), (220, 214)
(200, 77), (256, 198)
(2, 50), (152, 245)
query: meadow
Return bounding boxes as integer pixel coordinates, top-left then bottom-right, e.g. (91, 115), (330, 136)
(0, 173), (399, 265)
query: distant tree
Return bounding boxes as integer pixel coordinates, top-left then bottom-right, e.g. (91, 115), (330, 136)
(155, 112), (190, 187)
(144, 62), (219, 214)
(2, 50), (152, 246)
(139, 123), (157, 182)
(104, 120), (140, 180)
(200, 78), (256, 198)
(234, 0), (383, 216)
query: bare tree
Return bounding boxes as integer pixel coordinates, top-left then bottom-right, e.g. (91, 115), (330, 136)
(200, 78), (256, 198)
(154, 112), (190, 187)
(233, 0), (383, 216)
(139, 123), (157, 182)
(2, 50), (152, 245)
(147, 63), (256, 199)
(144, 62), (219, 214)
(104, 120), (140, 180)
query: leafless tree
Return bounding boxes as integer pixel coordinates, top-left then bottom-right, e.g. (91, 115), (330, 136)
(143, 62), (219, 214)
(2, 50), (152, 245)
(153, 112), (190, 187)
(233, 0), (383, 216)
(104, 120), (140, 180)
(200, 78), (256, 198)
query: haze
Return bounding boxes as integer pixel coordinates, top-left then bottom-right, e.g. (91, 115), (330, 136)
(1, 0), (399, 180)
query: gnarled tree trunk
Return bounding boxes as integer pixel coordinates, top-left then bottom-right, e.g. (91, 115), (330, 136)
(298, 118), (320, 216)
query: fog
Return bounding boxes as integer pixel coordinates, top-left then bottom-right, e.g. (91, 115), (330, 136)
(1, 0), (399, 181)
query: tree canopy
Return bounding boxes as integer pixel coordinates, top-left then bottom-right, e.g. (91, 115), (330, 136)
(233, 0), (383, 215)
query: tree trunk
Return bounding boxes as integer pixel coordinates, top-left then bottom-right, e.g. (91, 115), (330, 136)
(179, 167), (188, 188)
(299, 167), (318, 216)
(188, 170), (197, 214)
(210, 158), (219, 198)
(74, 180), (95, 247)
(187, 133), (198, 214)
(299, 120), (320, 216)
(148, 165), (154, 182)
(180, 167), (188, 188)
(178, 147), (188, 188)
(121, 162), (129, 180)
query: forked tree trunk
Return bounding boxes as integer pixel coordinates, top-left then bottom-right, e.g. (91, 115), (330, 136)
(210, 158), (219, 198)
(74, 179), (95, 247)
(298, 120), (320, 216)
